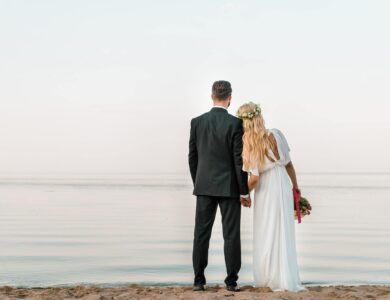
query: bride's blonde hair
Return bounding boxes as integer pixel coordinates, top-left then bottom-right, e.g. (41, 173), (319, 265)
(237, 102), (273, 170)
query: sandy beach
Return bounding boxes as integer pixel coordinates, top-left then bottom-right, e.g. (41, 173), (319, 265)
(1, 285), (390, 300)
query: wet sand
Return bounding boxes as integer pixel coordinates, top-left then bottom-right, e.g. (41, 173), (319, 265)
(1, 284), (390, 300)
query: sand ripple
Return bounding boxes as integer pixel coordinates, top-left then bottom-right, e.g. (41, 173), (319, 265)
(1, 285), (390, 300)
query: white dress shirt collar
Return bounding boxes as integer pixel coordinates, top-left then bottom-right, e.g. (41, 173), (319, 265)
(213, 105), (228, 110)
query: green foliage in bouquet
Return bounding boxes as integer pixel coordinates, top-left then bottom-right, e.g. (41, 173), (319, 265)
(294, 196), (312, 219)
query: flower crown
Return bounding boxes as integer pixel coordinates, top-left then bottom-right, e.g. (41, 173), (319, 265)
(237, 104), (261, 119)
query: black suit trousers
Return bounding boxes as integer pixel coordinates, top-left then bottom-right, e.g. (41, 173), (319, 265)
(192, 195), (241, 286)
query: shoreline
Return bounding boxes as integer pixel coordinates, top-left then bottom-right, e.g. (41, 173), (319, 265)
(1, 284), (390, 299)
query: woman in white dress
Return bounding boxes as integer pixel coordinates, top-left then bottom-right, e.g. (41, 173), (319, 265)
(237, 102), (306, 292)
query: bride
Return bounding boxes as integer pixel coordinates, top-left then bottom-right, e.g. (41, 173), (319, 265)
(237, 102), (306, 292)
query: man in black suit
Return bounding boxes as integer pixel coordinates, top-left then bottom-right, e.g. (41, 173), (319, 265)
(188, 80), (250, 292)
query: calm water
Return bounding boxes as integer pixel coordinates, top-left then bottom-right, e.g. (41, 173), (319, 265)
(0, 173), (390, 287)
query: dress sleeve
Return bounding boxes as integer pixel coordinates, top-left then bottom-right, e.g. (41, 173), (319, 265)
(243, 158), (260, 176)
(272, 129), (291, 165)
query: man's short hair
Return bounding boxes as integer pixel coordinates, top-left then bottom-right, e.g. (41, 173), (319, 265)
(212, 80), (232, 100)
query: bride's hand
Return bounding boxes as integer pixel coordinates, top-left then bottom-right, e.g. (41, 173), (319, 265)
(294, 187), (301, 194)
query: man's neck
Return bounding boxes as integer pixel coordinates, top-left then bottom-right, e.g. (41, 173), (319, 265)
(213, 102), (229, 110)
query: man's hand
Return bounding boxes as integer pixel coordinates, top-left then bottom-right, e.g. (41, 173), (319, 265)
(240, 197), (251, 208)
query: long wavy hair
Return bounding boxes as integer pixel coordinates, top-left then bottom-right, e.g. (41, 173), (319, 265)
(237, 102), (273, 170)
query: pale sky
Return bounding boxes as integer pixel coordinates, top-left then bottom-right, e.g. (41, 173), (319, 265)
(1, 0), (389, 174)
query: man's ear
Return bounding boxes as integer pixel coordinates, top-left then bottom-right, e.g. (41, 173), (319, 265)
(227, 95), (232, 107)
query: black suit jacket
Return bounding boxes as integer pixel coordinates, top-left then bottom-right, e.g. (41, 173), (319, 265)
(188, 107), (249, 197)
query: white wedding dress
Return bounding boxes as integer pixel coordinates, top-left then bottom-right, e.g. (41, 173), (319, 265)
(244, 128), (305, 292)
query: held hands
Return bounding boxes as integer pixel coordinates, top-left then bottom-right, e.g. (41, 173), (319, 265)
(240, 196), (251, 208)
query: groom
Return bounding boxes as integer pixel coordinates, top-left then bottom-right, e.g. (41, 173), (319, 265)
(188, 80), (250, 292)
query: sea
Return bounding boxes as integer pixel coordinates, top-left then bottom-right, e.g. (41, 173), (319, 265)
(0, 173), (389, 287)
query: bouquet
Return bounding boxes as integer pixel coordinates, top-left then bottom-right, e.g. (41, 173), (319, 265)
(293, 188), (312, 223)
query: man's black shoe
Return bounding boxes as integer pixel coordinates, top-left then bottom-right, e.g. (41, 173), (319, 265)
(226, 285), (240, 292)
(193, 284), (205, 291)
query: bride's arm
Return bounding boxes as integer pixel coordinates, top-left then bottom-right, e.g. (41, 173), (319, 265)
(248, 174), (259, 192)
(285, 162), (299, 191)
